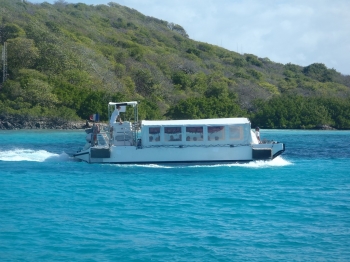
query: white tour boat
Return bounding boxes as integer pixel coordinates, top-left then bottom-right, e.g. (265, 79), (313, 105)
(73, 101), (285, 164)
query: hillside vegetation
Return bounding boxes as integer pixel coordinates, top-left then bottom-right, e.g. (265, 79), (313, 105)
(1, 0), (350, 129)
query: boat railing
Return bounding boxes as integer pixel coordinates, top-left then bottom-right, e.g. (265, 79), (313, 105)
(260, 139), (278, 144)
(101, 125), (110, 132)
(109, 122), (135, 146)
(132, 121), (141, 130)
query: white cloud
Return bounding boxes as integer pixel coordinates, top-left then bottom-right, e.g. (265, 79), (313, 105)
(32, 0), (350, 75)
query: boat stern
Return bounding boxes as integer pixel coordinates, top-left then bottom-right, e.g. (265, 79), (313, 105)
(73, 148), (90, 162)
(252, 142), (285, 160)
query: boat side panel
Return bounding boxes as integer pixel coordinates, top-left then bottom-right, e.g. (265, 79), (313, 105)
(97, 146), (253, 163)
(73, 149), (90, 162)
(76, 142), (284, 163)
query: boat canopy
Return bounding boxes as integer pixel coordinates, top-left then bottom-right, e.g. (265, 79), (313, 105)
(142, 118), (251, 127)
(141, 118), (252, 147)
(108, 101), (138, 107)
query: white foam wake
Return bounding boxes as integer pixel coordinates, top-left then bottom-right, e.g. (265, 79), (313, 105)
(185, 156), (292, 168)
(0, 149), (71, 162)
(228, 156), (292, 168)
(120, 164), (174, 169)
(111, 156), (292, 169)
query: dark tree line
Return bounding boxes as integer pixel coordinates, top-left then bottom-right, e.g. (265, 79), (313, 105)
(0, 0), (349, 129)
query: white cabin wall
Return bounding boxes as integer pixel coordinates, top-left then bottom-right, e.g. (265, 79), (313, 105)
(112, 121), (133, 146)
(251, 130), (259, 144)
(140, 123), (254, 147)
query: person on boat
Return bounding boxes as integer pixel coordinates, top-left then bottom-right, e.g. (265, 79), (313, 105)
(255, 127), (261, 143)
(92, 122), (100, 146)
(110, 105), (123, 125)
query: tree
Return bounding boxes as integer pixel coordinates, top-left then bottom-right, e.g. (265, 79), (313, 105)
(78, 91), (107, 120)
(24, 79), (59, 107)
(245, 54), (262, 67)
(167, 23), (188, 37)
(171, 71), (191, 90)
(303, 63), (335, 82)
(133, 69), (156, 97)
(165, 96), (244, 120)
(1, 23), (26, 43)
(54, 0), (68, 6)
(7, 38), (39, 74)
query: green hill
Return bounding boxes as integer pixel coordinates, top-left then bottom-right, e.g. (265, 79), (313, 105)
(1, 0), (350, 129)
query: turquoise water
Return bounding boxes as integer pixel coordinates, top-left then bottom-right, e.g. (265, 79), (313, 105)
(1, 130), (350, 261)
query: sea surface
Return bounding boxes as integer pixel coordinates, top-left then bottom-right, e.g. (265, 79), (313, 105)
(0, 129), (350, 261)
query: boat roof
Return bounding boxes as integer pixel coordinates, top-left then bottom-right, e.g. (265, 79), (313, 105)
(142, 118), (250, 126)
(108, 101), (138, 107)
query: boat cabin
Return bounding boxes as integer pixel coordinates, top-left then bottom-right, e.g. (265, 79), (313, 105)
(108, 101), (258, 148)
(140, 119), (253, 147)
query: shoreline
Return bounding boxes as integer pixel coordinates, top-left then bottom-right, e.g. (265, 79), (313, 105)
(0, 115), (339, 130)
(0, 115), (90, 130)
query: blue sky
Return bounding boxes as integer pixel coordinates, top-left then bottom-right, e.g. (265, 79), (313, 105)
(32, 0), (350, 75)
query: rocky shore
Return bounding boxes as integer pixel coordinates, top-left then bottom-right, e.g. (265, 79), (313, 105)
(314, 124), (337, 130)
(0, 114), (90, 130)
(0, 114), (338, 130)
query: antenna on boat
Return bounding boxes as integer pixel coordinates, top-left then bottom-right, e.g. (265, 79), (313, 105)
(1, 42), (7, 83)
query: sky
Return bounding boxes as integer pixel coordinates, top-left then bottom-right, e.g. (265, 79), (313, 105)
(32, 0), (350, 75)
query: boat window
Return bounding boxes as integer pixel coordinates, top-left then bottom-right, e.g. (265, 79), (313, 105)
(229, 125), (243, 140)
(207, 126), (225, 141)
(149, 127), (161, 143)
(164, 127), (182, 142)
(185, 126), (203, 142)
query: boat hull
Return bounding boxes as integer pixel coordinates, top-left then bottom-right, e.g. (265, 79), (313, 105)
(73, 143), (285, 164)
